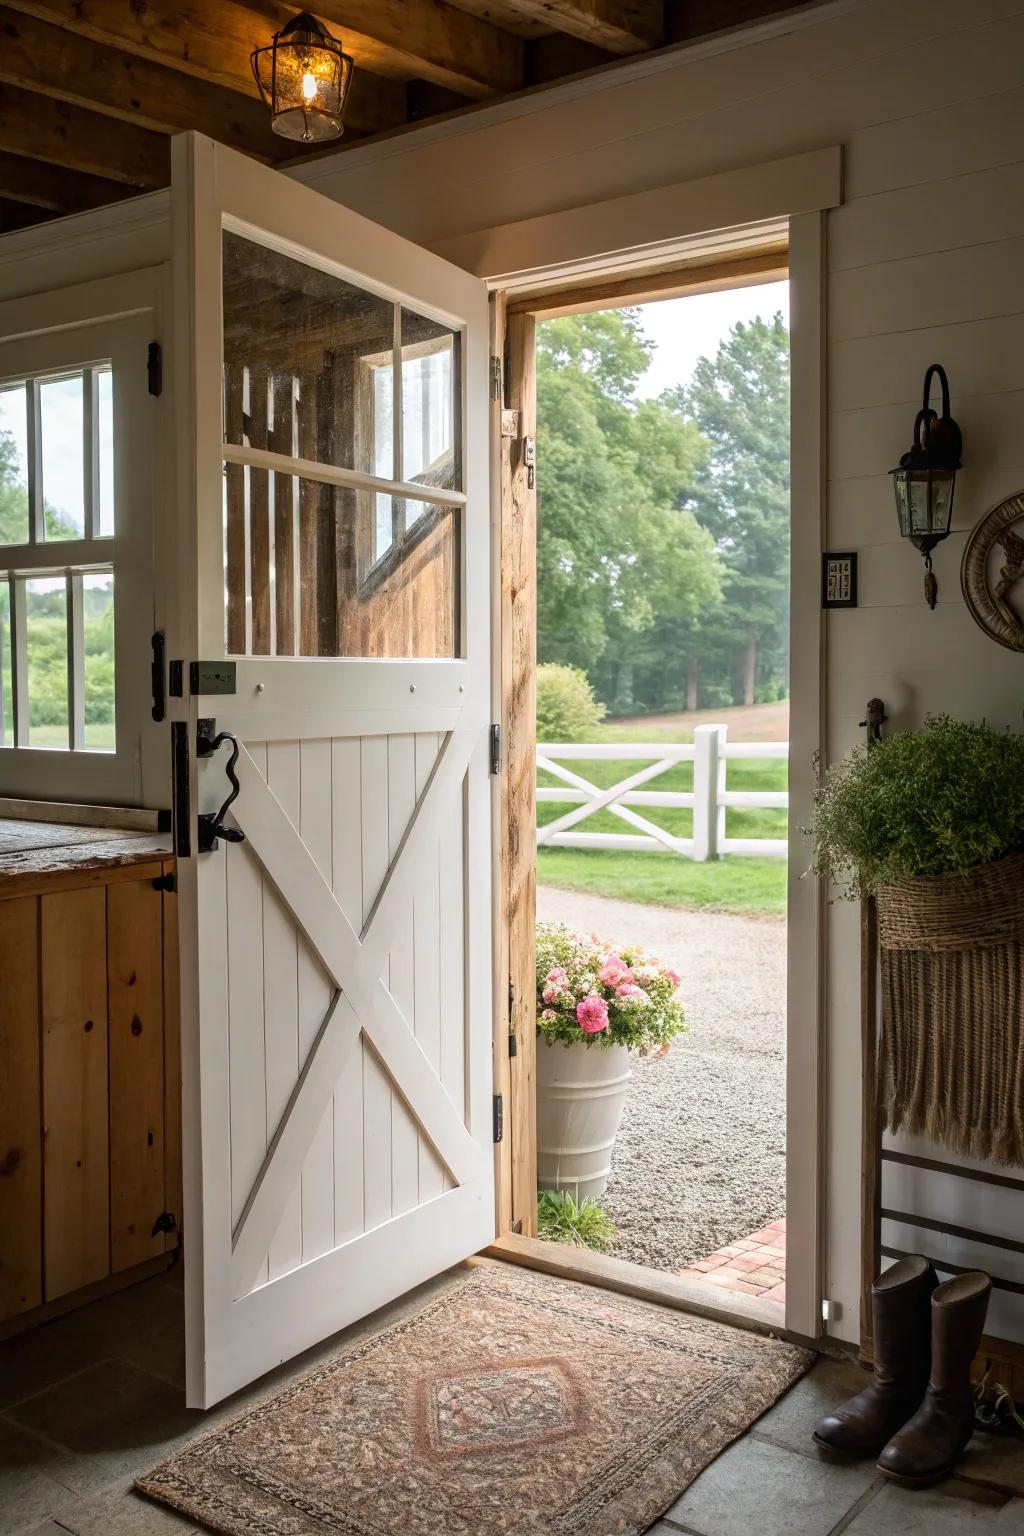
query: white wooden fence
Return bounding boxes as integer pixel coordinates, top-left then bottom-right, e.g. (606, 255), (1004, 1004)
(536, 723), (788, 860)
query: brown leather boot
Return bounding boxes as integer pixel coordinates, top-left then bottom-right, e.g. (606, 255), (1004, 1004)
(812, 1256), (937, 1459)
(877, 1270), (991, 1488)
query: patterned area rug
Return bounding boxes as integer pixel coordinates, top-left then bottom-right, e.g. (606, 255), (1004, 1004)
(137, 1262), (811, 1536)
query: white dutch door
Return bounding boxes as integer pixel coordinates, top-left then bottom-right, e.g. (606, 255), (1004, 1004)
(170, 134), (494, 1408)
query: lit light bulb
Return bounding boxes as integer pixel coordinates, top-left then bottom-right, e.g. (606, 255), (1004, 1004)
(301, 70), (317, 101)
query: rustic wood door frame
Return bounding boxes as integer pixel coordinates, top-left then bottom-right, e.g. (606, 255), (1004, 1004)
(490, 238), (828, 1347)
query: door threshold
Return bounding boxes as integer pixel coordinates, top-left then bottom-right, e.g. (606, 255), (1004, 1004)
(485, 1233), (817, 1349)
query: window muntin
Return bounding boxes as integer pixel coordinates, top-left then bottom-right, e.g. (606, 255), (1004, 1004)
(220, 230), (465, 662)
(0, 363), (116, 753)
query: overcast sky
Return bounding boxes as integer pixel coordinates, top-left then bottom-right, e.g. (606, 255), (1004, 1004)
(634, 279), (789, 400)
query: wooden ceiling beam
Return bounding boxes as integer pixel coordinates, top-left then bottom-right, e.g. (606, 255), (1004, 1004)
(0, 83), (169, 186)
(309, 0), (523, 98)
(0, 149), (126, 211)
(495, 0), (663, 54)
(0, 8), (292, 162)
(0, 195), (52, 231)
(1, 0), (408, 138)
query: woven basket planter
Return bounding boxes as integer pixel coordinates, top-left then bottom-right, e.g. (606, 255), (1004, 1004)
(876, 851), (1024, 1166)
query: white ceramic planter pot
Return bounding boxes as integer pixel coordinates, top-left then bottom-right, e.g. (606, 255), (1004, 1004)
(536, 1038), (632, 1201)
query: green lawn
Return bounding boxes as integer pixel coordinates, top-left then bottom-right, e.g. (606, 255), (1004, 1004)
(537, 709), (788, 916)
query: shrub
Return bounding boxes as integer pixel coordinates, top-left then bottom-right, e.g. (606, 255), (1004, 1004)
(537, 1190), (618, 1253)
(536, 662), (606, 742)
(810, 714), (1024, 897)
(536, 921), (686, 1052)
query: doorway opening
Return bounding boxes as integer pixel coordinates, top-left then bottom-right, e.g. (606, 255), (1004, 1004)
(494, 246), (798, 1331)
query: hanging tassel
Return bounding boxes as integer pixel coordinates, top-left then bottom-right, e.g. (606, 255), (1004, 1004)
(924, 553), (937, 609)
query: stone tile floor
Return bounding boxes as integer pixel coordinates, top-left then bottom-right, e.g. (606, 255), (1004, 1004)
(678, 1218), (787, 1308)
(3, 1263), (1023, 1535)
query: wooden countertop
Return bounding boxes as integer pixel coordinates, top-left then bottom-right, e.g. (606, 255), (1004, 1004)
(0, 819), (173, 897)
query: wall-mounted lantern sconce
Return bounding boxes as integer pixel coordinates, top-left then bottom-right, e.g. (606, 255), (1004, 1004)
(889, 363), (961, 609)
(251, 13), (353, 144)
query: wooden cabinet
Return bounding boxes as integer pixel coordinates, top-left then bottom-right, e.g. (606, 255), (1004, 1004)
(0, 849), (180, 1330)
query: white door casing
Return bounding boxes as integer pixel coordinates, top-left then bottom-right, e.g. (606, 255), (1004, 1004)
(170, 134), (493, 1408)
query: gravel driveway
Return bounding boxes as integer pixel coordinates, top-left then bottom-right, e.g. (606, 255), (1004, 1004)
(536, 886), (786, 1272)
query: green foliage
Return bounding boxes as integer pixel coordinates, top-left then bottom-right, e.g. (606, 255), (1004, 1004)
(537, 1190), (618, 1253)
(536, 662), (606, 742)
(810, 715), (1024, 895)
(536, 921), (685, 1052)
(666, 314), (791, 711)
(0, 429), (114, 736)
(536, 310), (723, 694)
(535, 305), (790, 719)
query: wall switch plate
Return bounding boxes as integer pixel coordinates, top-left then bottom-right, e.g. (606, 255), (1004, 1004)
(822, 552), (857, 608)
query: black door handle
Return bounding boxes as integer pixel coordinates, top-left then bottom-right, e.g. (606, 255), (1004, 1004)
(196, 723), (246, 853)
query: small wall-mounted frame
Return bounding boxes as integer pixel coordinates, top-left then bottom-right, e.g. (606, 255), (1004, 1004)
(822, 551), (858, 609)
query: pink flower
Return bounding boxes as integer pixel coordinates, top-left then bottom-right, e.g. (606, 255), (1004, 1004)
(616, 983), (650, 1004)
(576, 995), (609, 1034)
(663, 968), (681, 988)
(598, 955), (632, 987)
(542, 984), (562, 1005)
(541, 1008), (558, 1021)
(547, 967), (567, 983)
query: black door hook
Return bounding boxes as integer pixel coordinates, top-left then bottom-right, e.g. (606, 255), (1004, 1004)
(196, 721), (246, 853)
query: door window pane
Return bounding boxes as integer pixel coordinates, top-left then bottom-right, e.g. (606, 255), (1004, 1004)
(223, 231), (396, 480)
(25, 576), (68, 749)
(83, 573), (114, 751)
(40, 375), (85, 540)
(97, 369), (114, 536)
(0, 384), (29, 546)
(223, 469), (459, 658)
(400, 309), (460, 493)
(0, 582), (11, 745)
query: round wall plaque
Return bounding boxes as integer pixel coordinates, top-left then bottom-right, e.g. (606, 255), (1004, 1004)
(961, 492), (1024, 652)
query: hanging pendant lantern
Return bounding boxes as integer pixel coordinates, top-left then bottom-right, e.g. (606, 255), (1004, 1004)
(889, 363), (962, 609)
(251, 12), (353, 144)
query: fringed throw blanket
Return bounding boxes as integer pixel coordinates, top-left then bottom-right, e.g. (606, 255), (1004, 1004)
(878, 852), (1024, 1166)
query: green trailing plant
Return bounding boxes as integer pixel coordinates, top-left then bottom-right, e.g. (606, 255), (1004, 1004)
(810, 714), (1024, 896)
(536, 1190), (618, 1253)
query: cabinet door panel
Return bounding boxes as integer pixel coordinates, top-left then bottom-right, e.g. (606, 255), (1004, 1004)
(0, 897), (41, 1322)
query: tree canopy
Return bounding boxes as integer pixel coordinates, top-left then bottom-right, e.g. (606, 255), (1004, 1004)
(536, 305), (790, 715)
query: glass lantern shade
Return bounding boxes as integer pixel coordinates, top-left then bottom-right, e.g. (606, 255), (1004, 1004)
(251, 14), (353, 144)
(890, 466), (956, 552)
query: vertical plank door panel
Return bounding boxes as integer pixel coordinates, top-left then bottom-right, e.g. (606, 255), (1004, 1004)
(331, 735), (365, 1244)
(413, 733), (445, 1200)
(0, 896), (42, 1322)
(162, 860), (183, 1252)
(227, 834), (268, 1292)
(298, 737), (337, 1261)
(439, 755), (467, 1194)
(263, 741), (303, 1280)
(108, 878), (166, 1273)
(360, 733), (393, 1229)
(41, 887), (109, 1301)
(387, 733), (420, 1216)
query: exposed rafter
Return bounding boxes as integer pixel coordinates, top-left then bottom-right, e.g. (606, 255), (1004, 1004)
(0, 8), (290, 162)
(0, 83), (170, 186)
(308, 0), (523, 98)
(0, 150), (125, 211)
(0, 0), (408, 138)
(489, 0), (663, 53)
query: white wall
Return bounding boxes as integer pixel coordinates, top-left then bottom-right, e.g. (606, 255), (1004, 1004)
(297, 0), (1024, 1343)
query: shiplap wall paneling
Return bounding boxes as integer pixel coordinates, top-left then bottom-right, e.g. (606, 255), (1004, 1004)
(108, 878), (166, 1273)
(0, 897), (41, 1320)
(41, 888), (109, 1301)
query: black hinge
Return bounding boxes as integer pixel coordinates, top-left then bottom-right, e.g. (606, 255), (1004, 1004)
(150, 631), (166, 722)
(171, 720), (191, 859)
(492, 1093), (504, 1144)
(151, 1210), (176, 1237)
(151, 872), (176, 892)
(490, 722), (501, 775)
(147, 341), (162, 397)
(490, 355), (503, 401)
